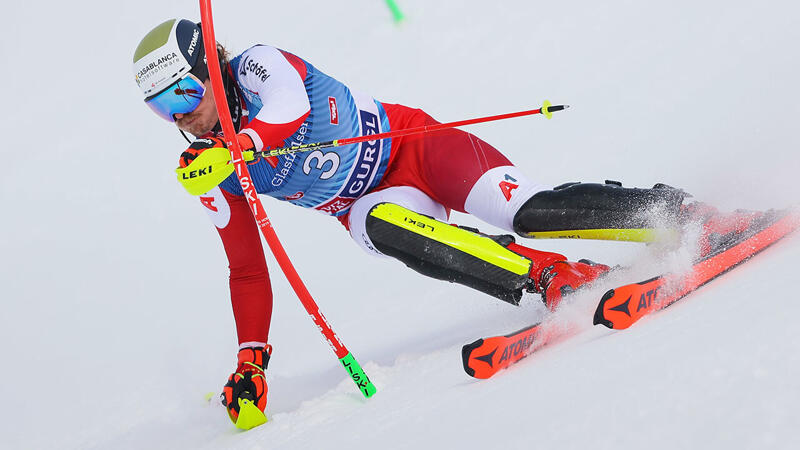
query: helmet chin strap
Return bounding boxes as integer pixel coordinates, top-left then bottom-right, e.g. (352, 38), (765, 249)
(179, 128), (194, 144)
(177, 120), (221, 142)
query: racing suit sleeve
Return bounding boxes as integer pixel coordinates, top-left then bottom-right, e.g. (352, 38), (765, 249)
(200, 187), (273, 346)
(236, 45), (311, 152)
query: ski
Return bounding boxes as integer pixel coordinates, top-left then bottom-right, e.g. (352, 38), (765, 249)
(462, 320), (576, 379)
(461, 245), (652, 378)
(462, 323), (540, 379)
(462, 210), (799, 379)
(594, 210), (799, 330)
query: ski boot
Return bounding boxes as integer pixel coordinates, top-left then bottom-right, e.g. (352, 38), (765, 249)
(512, 181), (686, 242)
(221, 345), (271, 430)
(508, 243), (611, 310)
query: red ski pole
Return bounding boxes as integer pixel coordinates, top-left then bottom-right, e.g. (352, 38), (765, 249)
(199, 0), (376, 400)
(252, 102), (568, 160)
(176, 101), (568, 195)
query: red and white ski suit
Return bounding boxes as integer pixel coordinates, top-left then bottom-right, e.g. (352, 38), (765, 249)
(199, 45), (547, 347)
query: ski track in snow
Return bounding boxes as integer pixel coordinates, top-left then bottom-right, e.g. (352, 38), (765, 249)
(2, 1), (800, 449)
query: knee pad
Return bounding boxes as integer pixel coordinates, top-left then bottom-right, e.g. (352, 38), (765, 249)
(365, 202), (532, 305)
(512, 181), (686, 241)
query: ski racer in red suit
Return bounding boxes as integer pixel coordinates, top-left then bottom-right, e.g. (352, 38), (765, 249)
(133, 19), (757, 424)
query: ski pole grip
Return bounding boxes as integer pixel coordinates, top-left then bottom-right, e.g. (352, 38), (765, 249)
(339, 352), (377, 398)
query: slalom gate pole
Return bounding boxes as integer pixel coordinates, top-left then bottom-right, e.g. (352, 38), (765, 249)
(199, 0), (376, 398)
(384, 0), (405, 23)
(251, 102), (568, 160)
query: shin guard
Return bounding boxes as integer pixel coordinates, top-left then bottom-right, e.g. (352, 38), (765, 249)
(512, 181), (686, 242)
(366, 203), (534, 305)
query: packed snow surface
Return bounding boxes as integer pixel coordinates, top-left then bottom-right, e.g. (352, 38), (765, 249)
(1, 1), (799, 449)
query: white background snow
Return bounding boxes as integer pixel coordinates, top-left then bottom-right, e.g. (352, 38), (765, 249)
(1, 1), (799, 449)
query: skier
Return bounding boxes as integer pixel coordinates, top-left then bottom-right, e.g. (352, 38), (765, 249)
(133, 19), (756, 424)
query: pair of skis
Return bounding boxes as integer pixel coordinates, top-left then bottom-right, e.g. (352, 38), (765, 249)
(462, 210), (800, 379)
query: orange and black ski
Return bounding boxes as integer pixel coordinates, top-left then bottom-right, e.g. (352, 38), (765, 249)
(461, 321), (575, 379)
(594, 210), (800, 330)
(463, 210), (799, 379)
(462, 323), (541, 379)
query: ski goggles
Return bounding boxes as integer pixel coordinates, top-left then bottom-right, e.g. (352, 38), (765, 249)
(144, 72), (206, 122)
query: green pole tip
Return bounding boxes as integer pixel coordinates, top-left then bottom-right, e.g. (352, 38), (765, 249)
(340, 352), (378, 398)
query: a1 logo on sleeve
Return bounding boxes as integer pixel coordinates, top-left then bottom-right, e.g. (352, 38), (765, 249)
(198, 186), (231, 229)
(498, 174), (519, 201)
(328, 97), (339, 125)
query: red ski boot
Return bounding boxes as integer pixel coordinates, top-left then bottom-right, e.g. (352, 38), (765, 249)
(508, 243), (612, 311)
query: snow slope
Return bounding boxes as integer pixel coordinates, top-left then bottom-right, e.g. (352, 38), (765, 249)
(1, 1), (799, 449)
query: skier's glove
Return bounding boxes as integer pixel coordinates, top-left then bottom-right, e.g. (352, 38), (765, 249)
(178, 134), (255, 168)
(175, 134), (258, 196)
(220, 345), (271, 425)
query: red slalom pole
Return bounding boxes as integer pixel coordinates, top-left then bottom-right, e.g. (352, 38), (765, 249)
(199, 0), (376, 399)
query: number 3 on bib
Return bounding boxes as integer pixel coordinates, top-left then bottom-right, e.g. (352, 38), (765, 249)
(303, 150), (340, 180)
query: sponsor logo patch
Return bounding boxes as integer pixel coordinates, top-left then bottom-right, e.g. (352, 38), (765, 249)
(636, 287), (661, 312)
(316, 197), (355, 215)
(499, 174), (519, 201)
(329, 97), (339, 125)
(497, 333), (536, 363)
(187, 29), (200, 56)
(239, 55), (270, 82)
(199, 196), (218, 212)
(271, 123), (308, 186)
(199, 187), (231, 228)
(285, 191), (304, 201)
(181, 165), (213, 179)
(403, 216), (434, 232)
(135, 52), (179, 86)
(342, 110), (381, 198)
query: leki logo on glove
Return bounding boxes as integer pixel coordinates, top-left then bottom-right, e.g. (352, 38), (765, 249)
(182, 165), (213, 178)
(176, 146), (236, 196)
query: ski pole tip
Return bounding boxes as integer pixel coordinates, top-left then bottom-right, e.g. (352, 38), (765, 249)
(542, 102), (569, 119)
(339, 352), (378, 398)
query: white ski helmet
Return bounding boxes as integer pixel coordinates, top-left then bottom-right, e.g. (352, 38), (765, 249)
(133, 19), (207, 101)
